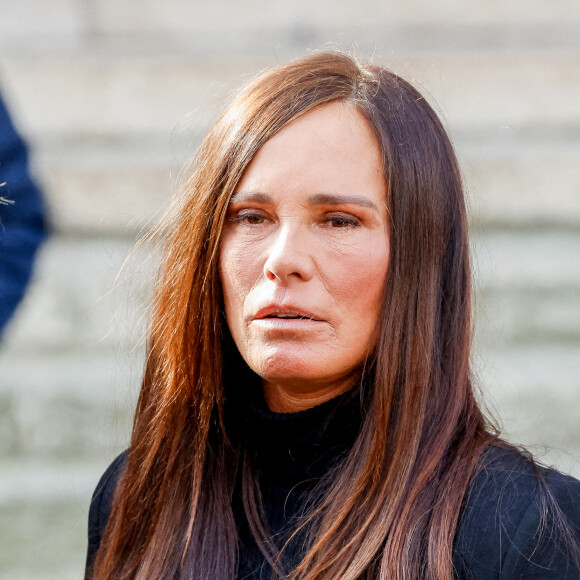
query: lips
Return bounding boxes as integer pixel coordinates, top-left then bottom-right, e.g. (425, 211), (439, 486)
(253, 304), (322, 322)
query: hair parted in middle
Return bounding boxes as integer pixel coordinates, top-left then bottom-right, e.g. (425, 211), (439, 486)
(90, 51), (494, 580)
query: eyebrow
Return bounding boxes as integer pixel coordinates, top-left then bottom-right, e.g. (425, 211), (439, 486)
(229, 191), (271, 204)
(230, 191), (379, 212)
(308, 193), (379, 211)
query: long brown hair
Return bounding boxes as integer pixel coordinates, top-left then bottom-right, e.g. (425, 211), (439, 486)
(91, 51), (496, 579)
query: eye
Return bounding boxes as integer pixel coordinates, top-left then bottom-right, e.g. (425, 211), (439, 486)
(230, 210), (268, 225)
(325, 213), (361, 228)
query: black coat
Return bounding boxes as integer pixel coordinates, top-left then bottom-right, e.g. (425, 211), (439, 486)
(85, 393), (580, 579)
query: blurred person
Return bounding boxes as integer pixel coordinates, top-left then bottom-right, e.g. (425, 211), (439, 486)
(85, 52), (580, 579)
(0, 90), (47, 338)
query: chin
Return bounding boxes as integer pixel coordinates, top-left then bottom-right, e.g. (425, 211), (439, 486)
(247, 348), (358, 392)
(249, 352), (330, 387)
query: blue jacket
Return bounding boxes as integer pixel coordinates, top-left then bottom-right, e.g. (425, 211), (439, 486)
(0, 91), (47, 336)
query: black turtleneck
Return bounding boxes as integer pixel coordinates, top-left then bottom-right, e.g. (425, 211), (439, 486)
(238, 383), (362, 485)
(85, 383), (580, 579)
(230, 386), (363, 579)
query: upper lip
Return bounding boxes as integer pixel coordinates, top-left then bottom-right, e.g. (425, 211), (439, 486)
(253, 304), (322, 321)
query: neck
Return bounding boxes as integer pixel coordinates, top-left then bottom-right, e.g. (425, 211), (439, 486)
(262, 378), (355, 413)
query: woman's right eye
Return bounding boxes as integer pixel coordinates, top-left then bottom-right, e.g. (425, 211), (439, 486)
(230, 210), (267, 225)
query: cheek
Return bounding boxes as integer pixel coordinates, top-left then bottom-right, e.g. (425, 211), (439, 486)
(219, 246), (243, 321)
(325, 238), (389, 319)
(219, 240), (261, 324)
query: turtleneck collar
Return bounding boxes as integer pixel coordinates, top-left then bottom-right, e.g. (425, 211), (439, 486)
(231, 380), (364, 487)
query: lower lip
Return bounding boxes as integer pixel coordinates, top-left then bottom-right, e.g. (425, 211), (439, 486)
(252, 318), (325, 331)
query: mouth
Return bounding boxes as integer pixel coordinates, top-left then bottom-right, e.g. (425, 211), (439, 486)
(263, 313), (311, 320)
(253, 305), (322, 322)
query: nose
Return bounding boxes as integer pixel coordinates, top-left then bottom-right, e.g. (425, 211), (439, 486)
(263, 223), (315, 283)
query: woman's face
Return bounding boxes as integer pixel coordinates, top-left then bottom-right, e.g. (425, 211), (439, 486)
(219, 102), (389, 395)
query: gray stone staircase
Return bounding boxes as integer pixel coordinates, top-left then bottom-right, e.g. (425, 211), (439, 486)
(1, 1), (579, 578)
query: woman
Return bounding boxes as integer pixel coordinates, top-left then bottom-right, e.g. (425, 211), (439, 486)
(85, 52), (580, 579)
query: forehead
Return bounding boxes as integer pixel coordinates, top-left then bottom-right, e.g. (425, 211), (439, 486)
(234, 101), (385, 199)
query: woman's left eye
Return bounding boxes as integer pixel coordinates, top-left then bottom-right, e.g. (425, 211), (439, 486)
(325, 214), (361, 228)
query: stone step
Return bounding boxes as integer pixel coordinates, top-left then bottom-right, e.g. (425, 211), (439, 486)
(25, 135), (580, 234)
(462, 139), (580, 229)
(0, 228), (578, 464)
(0, 55), (251, 139)
(0, 458), (117, 504)
(1, 426), (579, 580)
(2, 50), (580, 142)
(2, 337), (579, 458)
(3, 0), (580, 53)
(4, 24), (580, 58)
(1, 229), (579, 356)
(475, 286), (580, 348)
(472, 229), (580, 288)
(1, 339), (579, 464)
(0, 349), (137, 460)
(0, 0), (86, 46)
(0, 495), (88, 580)
(89, 0), (580, 32)
(1, 345), (578, 475)
(33, 139), (179, 235)
(0, 237), (150, 351)
(475, 343), (580, 479)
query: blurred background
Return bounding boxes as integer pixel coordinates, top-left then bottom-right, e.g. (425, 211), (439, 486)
(0, 1), (579, 578)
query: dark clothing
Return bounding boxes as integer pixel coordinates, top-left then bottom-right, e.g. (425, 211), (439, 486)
(86, 390), (580, 579)
(0, 91), (47, 337)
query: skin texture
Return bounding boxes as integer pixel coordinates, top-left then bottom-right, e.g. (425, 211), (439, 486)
(219, 102), (390, 412)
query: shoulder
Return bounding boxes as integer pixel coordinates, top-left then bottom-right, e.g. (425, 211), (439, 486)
(453, 445), (580, 579)
(88, 451), (128, 534)
(85, 451), (128, 576)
